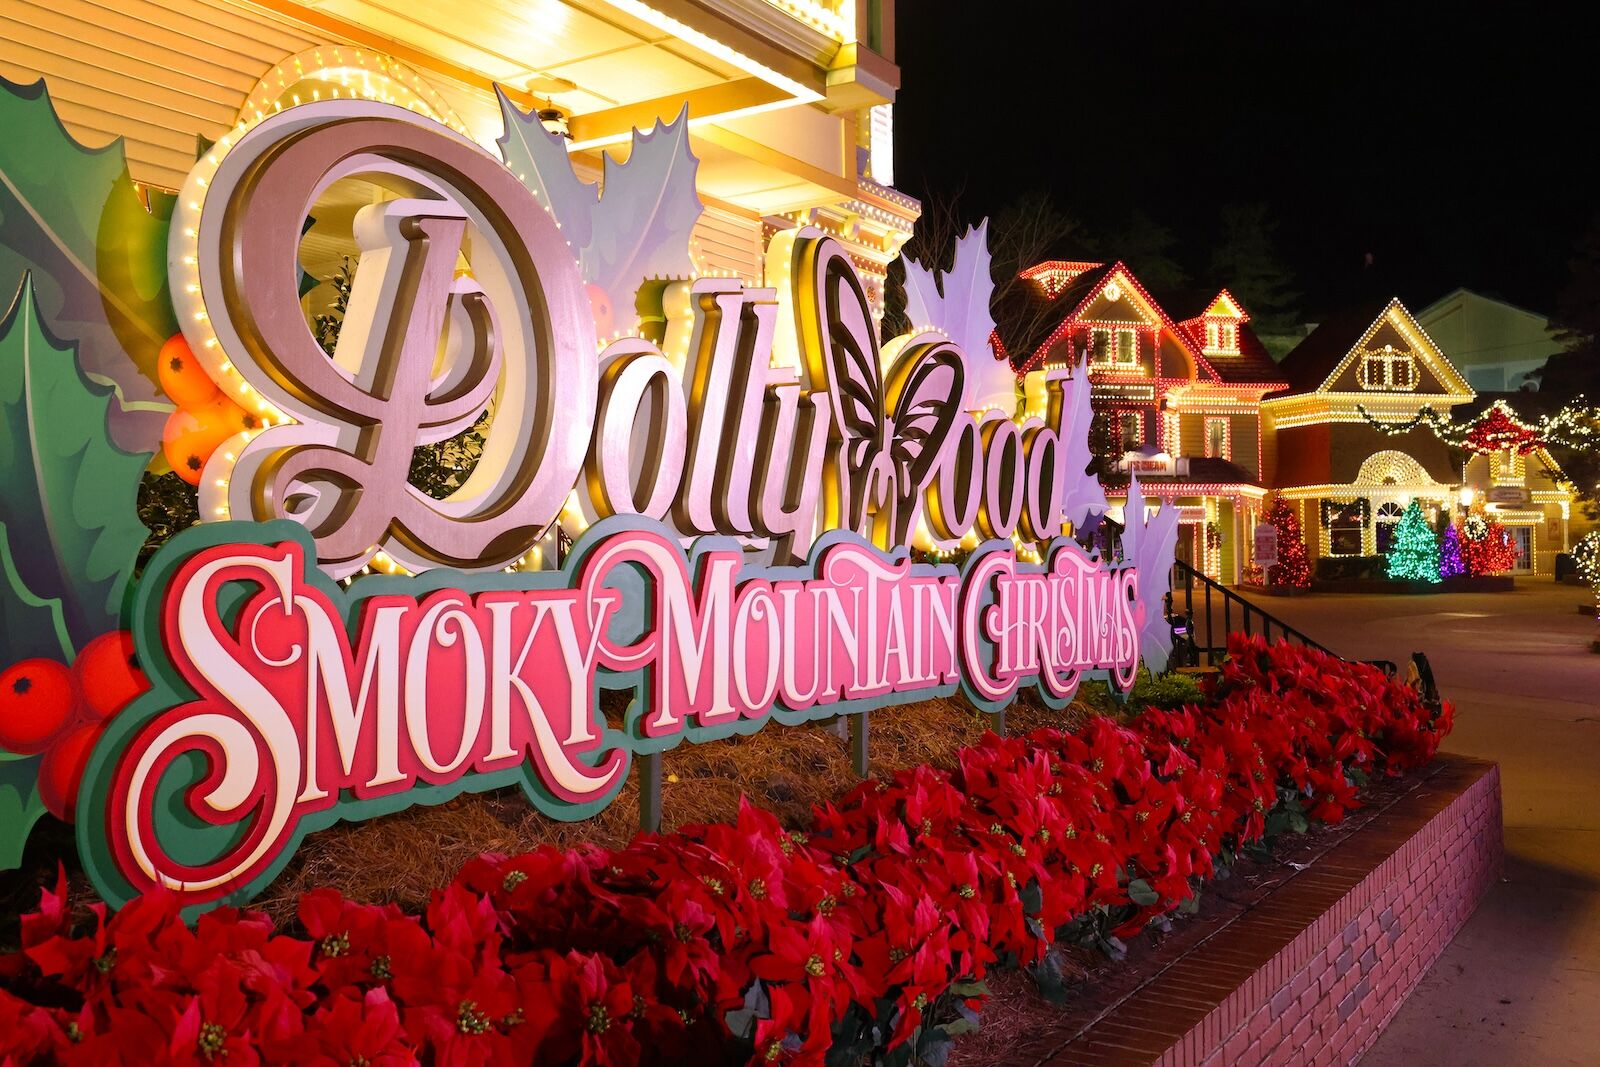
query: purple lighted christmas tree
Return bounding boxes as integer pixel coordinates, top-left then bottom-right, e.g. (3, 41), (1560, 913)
(1439, 522), (1465, 579)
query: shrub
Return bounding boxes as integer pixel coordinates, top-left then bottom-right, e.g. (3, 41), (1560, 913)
(1313, 555), (1388, 581)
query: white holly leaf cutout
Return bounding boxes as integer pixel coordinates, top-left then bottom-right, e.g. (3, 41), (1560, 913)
(900, 220), (1013, 413)
(495, 94), (703, 333)
(583, 105), (702, 328)
(1122, 475), (1180, 672)
(495, 86), (598, 250)
(1056, 358), (1107, 530)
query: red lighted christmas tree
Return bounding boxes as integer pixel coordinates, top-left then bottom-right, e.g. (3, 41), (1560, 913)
(1461, 512), (1516, 576)
(1262, 496), (1311, 588)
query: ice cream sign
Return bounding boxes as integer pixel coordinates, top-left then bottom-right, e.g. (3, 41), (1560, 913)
(0, 87), (1178, 912)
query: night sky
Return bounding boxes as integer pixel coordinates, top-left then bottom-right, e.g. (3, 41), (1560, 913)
(893, 2), (1600, 320)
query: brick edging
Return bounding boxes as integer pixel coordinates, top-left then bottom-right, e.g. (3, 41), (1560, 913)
(1042, 756), (1503, 1067)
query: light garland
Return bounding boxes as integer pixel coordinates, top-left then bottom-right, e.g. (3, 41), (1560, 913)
(1358, 397), (1600, 455)
(1019, 260), (1103, 299)
(1573, 531), (1600, 586)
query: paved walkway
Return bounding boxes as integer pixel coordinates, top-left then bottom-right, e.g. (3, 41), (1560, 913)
(1231, 579), (1600, 1066)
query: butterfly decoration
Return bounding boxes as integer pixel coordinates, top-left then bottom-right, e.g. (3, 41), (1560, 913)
(900, 220), (1017, 415)
(793, 235), (965, 549)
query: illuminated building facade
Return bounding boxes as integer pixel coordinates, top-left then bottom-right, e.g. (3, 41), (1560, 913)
(995, 263), (1287, 581)
(0, 0), (914, 310)
(993, 273), (1578, 580)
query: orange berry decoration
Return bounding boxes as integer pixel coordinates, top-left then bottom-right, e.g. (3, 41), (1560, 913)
(73, 630), (149, 721)
(38, 723), (105, 822)
(161, 394), (259, 486)
(162, 407), (227, 485)
(0, 658), (77, 755)
(196, 393), (261, 439)
(156, 332), (219, 410)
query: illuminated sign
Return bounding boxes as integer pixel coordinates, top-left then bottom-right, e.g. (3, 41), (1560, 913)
(1485, 485), (1531, 507)
(0, 95), (1179, 911)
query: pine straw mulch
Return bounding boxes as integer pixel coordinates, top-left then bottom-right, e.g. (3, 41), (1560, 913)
(251, 690), (1104, 925)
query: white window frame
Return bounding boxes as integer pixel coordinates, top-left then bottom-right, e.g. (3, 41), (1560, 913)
(1118, 411), (1142, 449)
(1204, 417), (1231, 460)
(1360, 345), (1418, 391)
(1115, 328), (1139, 366)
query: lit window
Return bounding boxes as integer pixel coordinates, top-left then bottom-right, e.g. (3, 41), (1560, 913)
(1360, 344), (1418, 391)
(1115, 329), (1139, 366)
(1090, 328), (1112, 362)
(1205, 418), (1231, 460)
(1375, 501), (1404, 553)
(1203, 321), (1238, 355)
(1119, 412), (1142, 449)
(1326, 500), (1367, 557)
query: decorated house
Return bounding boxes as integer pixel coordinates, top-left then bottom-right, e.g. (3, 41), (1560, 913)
(1261, 299), (1575, 573)
(992, 264), (1286, 582)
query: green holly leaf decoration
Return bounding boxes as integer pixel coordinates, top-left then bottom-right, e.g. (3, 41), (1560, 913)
(0, 75), (176, 453)
(0, 277), (153, 666)
(0, 756), (47, 869)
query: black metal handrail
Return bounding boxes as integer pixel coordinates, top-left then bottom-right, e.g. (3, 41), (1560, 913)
(1166, 559), (1335, 667)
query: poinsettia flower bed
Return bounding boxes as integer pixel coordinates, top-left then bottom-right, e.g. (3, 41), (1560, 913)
(0, 636), (1452, 1066)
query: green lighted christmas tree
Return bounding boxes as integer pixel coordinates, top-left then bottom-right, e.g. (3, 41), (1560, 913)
(1385, 500), (1440, 583)
(1262, 495), (1311, 588)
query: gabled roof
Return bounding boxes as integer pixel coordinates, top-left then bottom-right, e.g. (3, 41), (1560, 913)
(1199, 289), (1248, 321)
(991, 261), (1118, 365)
(1018, 260), (1106, 300)
(1273, 297), (1474, 399)
(1417, 287), (1552, 327)
(1005, 262), (1211, 379)
(1175, 293), (1287, 389)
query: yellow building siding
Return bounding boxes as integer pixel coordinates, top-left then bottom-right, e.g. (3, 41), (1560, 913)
(1, 0), (323, 188)
(692, 204), (764, 283)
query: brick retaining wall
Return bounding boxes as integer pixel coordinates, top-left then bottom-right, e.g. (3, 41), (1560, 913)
(1045, 756), (1502, 1066)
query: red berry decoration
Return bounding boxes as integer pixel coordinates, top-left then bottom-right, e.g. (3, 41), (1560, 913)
(74, 630), (149, 721)
(0, 658), (76, 755)
(38, 723), (104, 822)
